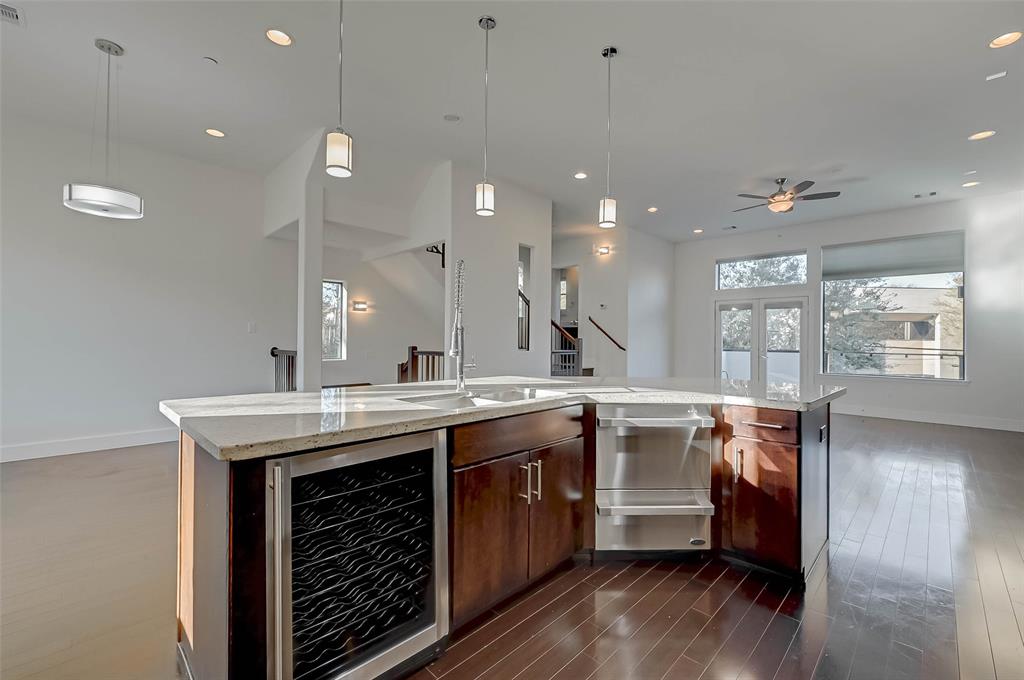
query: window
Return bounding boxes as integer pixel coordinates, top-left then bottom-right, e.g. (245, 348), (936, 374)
(822, 232), (965, 380)
(559, 280), (568, 311)
(322, 280), (347, 360)
(517, 245), (532, 350)
(716, 252), (807, 290)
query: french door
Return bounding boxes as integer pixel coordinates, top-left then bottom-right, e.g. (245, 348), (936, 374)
(715, 298), (808, 393)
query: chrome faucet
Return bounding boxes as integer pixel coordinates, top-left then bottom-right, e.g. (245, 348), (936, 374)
(449, 259), (475, 393)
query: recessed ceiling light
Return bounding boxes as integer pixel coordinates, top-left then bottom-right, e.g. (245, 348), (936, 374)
(573, 171), (588, 180)
(205, 128), (225, 138)
(964, 170), (977, 175)
(647, 206), (658, 213)
(265, 29), (293, 46)
(962, 181), (981, 188)
(989, 31), (1022, 49)
(693, 228), (704, 234)
(986, 71), (1008, 81)
(968, 130), (996, 141)
(443, 113), (461, 122)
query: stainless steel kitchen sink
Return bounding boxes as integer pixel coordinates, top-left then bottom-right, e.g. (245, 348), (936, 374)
(400, 388), (565, 410)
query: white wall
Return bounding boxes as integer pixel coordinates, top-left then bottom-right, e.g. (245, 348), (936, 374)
(552, 229), (629, 376)
(447, 163), (553, 378)
(627, 229), (674, 377)
(1, 117), (298, 461)
(674, 191), (1024, 431)
(321, 248), (444, 386)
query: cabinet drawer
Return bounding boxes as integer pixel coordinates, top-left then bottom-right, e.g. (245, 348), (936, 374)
(450, 406), (584, 467)
(595, 514), (710, 551)
(725, 406), (798, 444)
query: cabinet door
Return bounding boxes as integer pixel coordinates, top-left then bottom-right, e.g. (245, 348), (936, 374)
(451, 452), (530, 628)
(529, 438), (584, 579)
(724, 438), (799, 572)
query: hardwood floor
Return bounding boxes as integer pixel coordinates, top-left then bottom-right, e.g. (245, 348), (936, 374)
(1, 415), (1021, 680)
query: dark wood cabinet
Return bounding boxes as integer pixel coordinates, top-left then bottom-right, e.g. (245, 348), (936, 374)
(451, 452), (531, 628)
(449, 407), (585, 629)
(528, 438), (584, 579)
(723, 438), (799, 571)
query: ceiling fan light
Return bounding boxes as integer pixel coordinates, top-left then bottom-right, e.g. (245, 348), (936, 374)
(598, 196), (617, 228)
(768, 199), (794, 213)
(325, 129), (353, 178)
(63, 183), (144, 219)
(475, 182), (495, 216)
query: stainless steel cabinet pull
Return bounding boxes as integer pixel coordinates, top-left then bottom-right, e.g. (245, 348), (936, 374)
(519, 464), (532, 504)
(271, 464), (284, 680)
(531, 461), (543, 500)
(733, 448), (744, 483)
(742, 420), (785, 430)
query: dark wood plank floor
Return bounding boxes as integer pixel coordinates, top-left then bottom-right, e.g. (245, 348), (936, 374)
(411, 415), (1024, 680)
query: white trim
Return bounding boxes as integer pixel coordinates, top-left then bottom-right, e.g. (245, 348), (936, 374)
(1, 427), (178, 463)
(831, 402), (1022, 433)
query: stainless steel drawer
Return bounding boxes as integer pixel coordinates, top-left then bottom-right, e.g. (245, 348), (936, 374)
(595, 513), (710, 551)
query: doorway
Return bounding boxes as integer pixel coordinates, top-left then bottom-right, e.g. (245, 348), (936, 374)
(715, 297), (808, 392)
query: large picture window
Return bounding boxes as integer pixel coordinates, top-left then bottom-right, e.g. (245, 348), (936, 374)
(717, 252), (807, 290)
(822, 232), (965, 380)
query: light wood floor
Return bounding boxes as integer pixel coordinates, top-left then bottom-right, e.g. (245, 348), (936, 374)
(2, 416), (1022, 680)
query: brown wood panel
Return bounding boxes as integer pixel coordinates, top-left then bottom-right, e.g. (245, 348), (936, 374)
(724, 437), (801, 572)
(581, 403), (596, 551)
(529, 438), (584, 579)
(725, 404), (799, 444)
(227, 459), (267, 679)
(450, 452), (531, 628)
(450, 405), (583, 467)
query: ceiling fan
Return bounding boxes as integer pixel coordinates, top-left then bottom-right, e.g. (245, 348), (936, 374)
(734, 178), (840, 213)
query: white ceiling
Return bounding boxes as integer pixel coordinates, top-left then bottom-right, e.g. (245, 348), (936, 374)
(4, 1), (1023, 242)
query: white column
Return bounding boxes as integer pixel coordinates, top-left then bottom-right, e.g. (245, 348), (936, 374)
(297, 183), (324, 391)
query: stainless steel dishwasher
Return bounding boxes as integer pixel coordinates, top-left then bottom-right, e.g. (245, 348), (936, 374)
(595, 404), (715, 551)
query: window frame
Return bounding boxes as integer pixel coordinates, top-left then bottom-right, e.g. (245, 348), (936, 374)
(714, 250), (809, 291)
(321, 279), (348, 361)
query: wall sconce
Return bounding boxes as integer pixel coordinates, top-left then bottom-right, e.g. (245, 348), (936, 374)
(352, 300), (369, 312)
(596, 245), (611, 255)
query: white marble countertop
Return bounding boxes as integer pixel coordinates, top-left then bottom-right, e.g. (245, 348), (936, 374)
(159, 376), (846, 461)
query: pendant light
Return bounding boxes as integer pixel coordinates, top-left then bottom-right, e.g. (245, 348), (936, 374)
(475, 16), (496, 217)
(598, 46), (617, 229)
(63, 39), (143, 220)
(325, 0), (353, 177)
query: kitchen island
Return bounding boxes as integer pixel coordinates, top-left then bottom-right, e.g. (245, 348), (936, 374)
(161, 377), (844, 680)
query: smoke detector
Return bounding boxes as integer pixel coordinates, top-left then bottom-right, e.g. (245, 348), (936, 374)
(0, 3), (24, 26)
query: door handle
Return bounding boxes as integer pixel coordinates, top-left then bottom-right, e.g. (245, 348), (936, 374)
(742, 420), (785, 430)
(519, 464), (532, 504)
(271, 463), (284, 680)
(531, 460), (542, 500)
(733, 448), (744, 484)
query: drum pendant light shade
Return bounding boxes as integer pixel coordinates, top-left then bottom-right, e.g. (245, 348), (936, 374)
(326, 129), (353, 177)
(63, 183), (144, 219)
(475, 181), (495, 217)
(598, 197), (617, 229)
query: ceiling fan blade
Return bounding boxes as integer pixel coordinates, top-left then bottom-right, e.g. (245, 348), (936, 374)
(795, 191), (840, 201)
(789, 180), (815, 195)
(737, 193), (770, 200)
(732, 203), (768, 212)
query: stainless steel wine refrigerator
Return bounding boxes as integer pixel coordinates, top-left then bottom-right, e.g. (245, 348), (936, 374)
(267, 431), (449, 680)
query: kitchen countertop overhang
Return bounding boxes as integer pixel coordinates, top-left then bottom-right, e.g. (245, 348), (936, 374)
(159, 376), (846, 461)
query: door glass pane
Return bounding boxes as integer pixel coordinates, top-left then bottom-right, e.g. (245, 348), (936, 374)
(765, 305), (801, 389)
(720, 305), (753, 381)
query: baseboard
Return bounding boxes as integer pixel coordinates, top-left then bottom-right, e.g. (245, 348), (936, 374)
(1, 427), (178, 463)
(830, 403), (1023, 433)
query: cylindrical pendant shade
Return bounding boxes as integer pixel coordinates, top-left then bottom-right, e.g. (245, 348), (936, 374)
(63, 183), (143, 219)
(598, 196), (616, 229)
(475, 182), (495, 216)
(325, 129), (353, 178)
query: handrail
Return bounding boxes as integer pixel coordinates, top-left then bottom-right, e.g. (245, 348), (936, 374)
(588, 316), (626, 351)
(397, 345), (444, 383)
(550, 319), (577, 347)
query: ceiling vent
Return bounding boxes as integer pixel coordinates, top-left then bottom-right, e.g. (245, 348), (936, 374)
(0, 3), (24, 26)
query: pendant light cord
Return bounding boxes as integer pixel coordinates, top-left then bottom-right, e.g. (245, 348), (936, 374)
(482, 22), (489, 182)
(605, 50), (612, 197)
(105, 51), (111, 180)
(337, 0), (344, 129)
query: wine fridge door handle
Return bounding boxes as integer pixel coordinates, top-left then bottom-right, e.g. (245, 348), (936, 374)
(519, 464), (532, 504)
(272, 463), (284, 680)
(531, 460), (543, 500)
